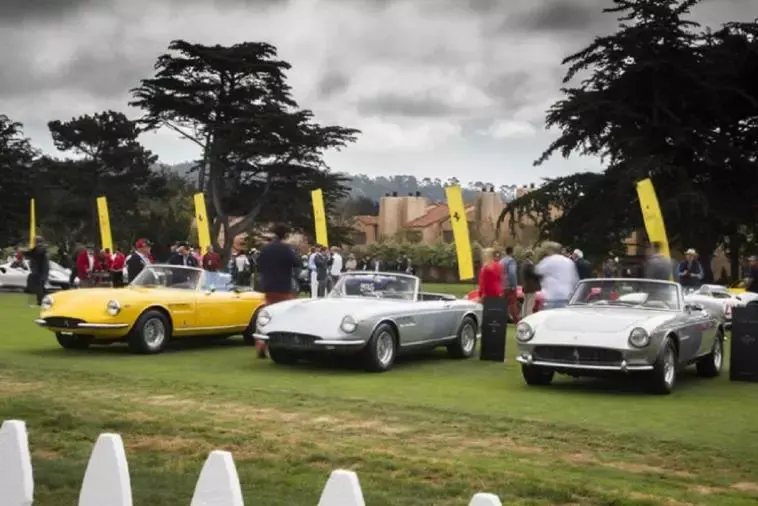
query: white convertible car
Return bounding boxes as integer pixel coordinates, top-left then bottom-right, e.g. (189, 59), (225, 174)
(0, 260), (76, 291)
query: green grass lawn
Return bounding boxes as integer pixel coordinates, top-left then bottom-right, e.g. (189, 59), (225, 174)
(1, 290), (758, 505)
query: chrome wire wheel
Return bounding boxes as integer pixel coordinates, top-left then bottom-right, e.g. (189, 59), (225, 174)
(143, 317), (167, 348)
(713, 338), (723, 370)
(376, 330), (395, 366)
(461, 322), (476, 354)
(663, 346), (676, 387)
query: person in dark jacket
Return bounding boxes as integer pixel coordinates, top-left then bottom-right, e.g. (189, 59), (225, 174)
(572, 249), (593, 280)
(677, 248), (703, 290)
(256, 224), (301, 358)
(519, 249), (541, 317)
(643, 242), (673, 281)
(24, 236), (49, 306)
(314, 245), (329, 297)
(126, 239), (152, 283)
(168, 242), (199, 267)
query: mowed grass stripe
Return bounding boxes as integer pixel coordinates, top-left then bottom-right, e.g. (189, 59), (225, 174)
(1, 291), (757, 505)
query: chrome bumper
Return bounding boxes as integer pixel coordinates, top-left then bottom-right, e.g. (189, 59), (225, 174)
(34, 319), (128, 329)
(516, 355), (653, 372)
(252, 333), (365, 346)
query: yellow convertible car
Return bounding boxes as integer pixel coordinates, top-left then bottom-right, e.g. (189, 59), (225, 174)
(35, 265), (265, 354)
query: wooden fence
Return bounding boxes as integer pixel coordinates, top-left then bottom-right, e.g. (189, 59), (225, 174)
(0, 419), (503, 505)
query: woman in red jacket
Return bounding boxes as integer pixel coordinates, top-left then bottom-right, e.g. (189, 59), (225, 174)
(477, 247), (503, 301)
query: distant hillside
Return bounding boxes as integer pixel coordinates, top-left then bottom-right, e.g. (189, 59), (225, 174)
(165, 163), (520, 203)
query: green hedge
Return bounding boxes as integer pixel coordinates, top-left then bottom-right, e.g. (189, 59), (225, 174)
(346, 240), (549, 269)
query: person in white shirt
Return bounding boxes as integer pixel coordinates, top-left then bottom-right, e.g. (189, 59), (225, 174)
(345, 253), (357, 271)
(535, 242), (579, 310)
(329, 246), (343, 289)
(307, 247), (318, 298)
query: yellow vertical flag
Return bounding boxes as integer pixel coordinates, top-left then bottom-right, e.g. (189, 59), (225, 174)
(311, 189), (328, 246)
(635, 178), (670, 259)
(445, 185), (474, 280)
(193, 192), (212, 251)
(29, 199), (36, 249)
(96, 196), (113, 251)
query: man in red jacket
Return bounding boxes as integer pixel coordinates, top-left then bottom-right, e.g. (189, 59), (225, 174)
(110, 247), (126, 287)
(76, 245), (95, 288)
(202, 245), (221, 272)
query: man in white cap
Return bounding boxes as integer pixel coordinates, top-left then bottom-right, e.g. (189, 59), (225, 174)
(677, 248), (703, 290)
(571, 249), (593, 279)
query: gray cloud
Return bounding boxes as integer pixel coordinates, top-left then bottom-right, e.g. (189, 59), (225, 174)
(316, 71), (350, 99)
(518, 1), (604, 32)
(356, 93), (462, 117)
(0, 0), (97, 24)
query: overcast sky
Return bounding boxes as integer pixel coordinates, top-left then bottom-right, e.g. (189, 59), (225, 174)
(1, 0), (755, 185)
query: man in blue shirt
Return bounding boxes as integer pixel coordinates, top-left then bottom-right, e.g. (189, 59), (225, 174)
(677, 248), (704, 290)
(500, 246), (520, 323)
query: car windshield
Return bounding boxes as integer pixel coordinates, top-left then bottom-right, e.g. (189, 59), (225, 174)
(200, 271), (237, 292)
(570, 279), (680, 311)
(330, 272), (418, 300)
(130, 265), (202, 290)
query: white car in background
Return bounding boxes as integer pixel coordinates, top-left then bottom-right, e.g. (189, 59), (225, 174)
(683, 284), (740, 330)
(0, 260), (77, 291)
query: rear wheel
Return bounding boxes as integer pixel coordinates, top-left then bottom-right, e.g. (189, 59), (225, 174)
(362, 323), (397, 372)
(243, 308), (262, 346)
(56, 332), (93, 350)
(696, 330), (723, 378)
(521, 365), (554, 386)
(648, 338), (677, 395)
(128, 309), (171, 354)
(447, 316), (477, 358)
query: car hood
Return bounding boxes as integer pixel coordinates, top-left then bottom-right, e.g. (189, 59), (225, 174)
(520, 307), (678, 349)
(44, 286), (191, 313)
(262, 297), (406, 334)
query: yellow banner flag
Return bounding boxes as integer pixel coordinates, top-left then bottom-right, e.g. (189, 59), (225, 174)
(29, 199), (36, 249)
(96, 196), (113, 251)
(311, 189), (328, 246)
(193, 192), (212, 251)
(636, 178), (670, 259)
(445, 185), (474, 280)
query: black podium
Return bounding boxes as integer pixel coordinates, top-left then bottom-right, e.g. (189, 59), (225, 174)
(480, 296), (507, 361)
(730, 305), (758, 383)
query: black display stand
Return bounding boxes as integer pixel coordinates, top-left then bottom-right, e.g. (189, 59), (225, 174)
(480, 296), (507, 361)
(730, 305), (758, 383)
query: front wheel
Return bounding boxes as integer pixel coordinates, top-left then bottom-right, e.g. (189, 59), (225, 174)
(243, 308), (262, 346)
(522, 365), (554, 386)
(56, 332), (93, 350)
(128, 309), (171, 354)
(447, 316), (477, 358)
(696, 331), (723, 378)
(648, 338), (677, 395)
(362, 323), (397, 372)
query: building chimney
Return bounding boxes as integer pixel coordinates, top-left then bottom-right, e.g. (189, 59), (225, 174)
(415, 191), (421, 197)
(408, 192), (413, 196)
(384, 193), (390, 197)
(392, 191), (398, 197)
(530, 183), (535, 189)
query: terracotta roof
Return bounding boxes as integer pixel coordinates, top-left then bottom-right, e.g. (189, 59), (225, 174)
(406, 204), (475, 228)
(355, 215), (378, 226)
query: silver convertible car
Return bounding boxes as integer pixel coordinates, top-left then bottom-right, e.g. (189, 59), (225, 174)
(515, 278), (724, 395)
(253, 271), (483, 372)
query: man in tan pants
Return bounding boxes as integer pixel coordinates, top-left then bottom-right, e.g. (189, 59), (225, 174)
(520, 249), (540, 318)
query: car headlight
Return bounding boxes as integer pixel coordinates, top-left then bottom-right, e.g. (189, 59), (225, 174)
(628, 327), (650, 348)
(257, 309), (271, 327)
(40, 295), (53, 310)
(340, 315), (357, 333)
(106, 300), (121, 316)
(516, 321), (534, 342)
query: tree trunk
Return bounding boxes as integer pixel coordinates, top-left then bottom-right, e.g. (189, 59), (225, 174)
(729, 233), (742, 283)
